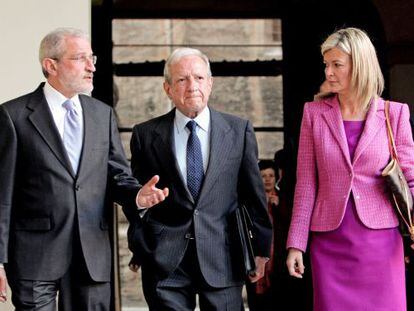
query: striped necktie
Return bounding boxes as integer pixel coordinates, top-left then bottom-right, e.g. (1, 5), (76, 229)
(62, 99), (82, 172)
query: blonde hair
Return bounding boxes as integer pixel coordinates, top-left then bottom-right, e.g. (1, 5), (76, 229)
(320, 27), (384, 109)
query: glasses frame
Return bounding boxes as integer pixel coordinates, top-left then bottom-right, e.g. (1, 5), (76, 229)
(51, 55), (97, 65)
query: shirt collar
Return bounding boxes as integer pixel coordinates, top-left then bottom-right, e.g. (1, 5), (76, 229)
(43, 81), (82, 112)
(175, 106), (210, 134)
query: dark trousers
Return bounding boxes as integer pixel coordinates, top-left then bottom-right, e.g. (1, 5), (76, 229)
(143, 240), (243, 311)
(7, 232), (111, 311)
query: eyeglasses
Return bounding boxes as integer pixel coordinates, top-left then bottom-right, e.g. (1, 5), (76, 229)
(52, 55), (97, 65)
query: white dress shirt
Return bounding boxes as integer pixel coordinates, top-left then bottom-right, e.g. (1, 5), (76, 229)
(174, 107), (211, 185)
(43, 81), (84, 139)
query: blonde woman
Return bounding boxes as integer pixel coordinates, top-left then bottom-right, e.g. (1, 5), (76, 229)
(286, 27), (414, 310)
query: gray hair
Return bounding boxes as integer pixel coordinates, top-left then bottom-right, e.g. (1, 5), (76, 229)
(321, 27), (384, 109)
(39, 27), (89, 77)
(163, 48), (212, 84)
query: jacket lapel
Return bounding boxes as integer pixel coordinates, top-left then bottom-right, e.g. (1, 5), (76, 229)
(196, 109), (232, 204)
(152, 110), (194, 203)
(77, 95), (99, 178)
(322, 96), (352, 167)
(352, 98), (386, 164)
(27, 85), (75, 177)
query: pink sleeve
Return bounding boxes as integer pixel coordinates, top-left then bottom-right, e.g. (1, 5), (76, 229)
(286, 103), (318, 252)
(394, 103), (414, 197)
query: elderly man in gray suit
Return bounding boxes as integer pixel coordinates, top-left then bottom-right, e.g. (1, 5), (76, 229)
(0, 28), (168, 310)
(128, 48), (272, 310)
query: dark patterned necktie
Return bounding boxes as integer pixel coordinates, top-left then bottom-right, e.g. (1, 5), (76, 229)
(186, 120), (204, 201)
(62, 99), (82, 172)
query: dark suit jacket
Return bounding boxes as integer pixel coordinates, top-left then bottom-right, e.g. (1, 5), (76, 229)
(0, 84), (140, 282)
(128, 108), (272, 288)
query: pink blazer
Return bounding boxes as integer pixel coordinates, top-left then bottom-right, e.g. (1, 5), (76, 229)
(287, 96), (414, 252)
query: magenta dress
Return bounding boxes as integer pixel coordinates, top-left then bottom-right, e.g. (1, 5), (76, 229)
(310, 120), (406, 311)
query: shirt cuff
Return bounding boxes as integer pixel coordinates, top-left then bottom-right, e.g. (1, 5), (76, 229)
(0, 264), (4, 269)
(136, 189), (148, 218)
(136, 188), (147, 210)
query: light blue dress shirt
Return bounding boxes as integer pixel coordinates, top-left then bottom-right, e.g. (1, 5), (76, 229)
(174, 107), (211, 185)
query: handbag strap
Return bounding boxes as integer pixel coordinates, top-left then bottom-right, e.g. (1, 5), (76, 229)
(384, 100), (399, 162)
(384, 100), (414, 238)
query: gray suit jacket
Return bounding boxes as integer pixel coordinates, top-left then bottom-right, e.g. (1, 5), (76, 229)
(128, 108), (272, 288)
(0, 84), (140, 282)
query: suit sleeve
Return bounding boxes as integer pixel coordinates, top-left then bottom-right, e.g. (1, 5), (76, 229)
(123, 124), (151, 265)
(129, 124), (154, 184)
(130, 125), (144, 181)
(239, 120), (272, 257)
(107, 108), (141, 208)
(0, 105), (17, 263)
(286, 103), (317, 252)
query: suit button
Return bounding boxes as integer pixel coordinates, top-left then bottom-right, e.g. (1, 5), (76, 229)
(75, 185), (80, 191)
(185, 233), (194, 239)
(194, 210), (199, 216)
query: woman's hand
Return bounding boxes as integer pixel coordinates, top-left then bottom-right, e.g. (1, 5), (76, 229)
(286, 247), (305, 278)
(267, 193), (279, 206)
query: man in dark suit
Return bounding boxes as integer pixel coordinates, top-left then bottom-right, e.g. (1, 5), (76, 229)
(0, 27), (168, 310)
(128, 48), (272, 310)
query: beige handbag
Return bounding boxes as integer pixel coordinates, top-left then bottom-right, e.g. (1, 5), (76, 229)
(381, 100), (414, 240)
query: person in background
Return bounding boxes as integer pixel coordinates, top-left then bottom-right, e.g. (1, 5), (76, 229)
(286, 27), (414, 310)
(0, 27), (167, 310)
(126, 47), (272, 310)
(246, 160), (277, 310)
(275, 148), (313, 311)
(314, 79), (334, 101)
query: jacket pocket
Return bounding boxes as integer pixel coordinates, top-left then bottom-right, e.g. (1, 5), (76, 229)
(15, 217), (51, 231)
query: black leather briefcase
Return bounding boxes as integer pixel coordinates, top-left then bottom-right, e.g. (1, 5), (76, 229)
(229, 204), (256, 276)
